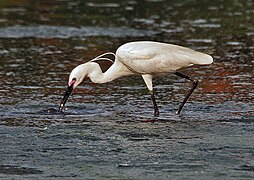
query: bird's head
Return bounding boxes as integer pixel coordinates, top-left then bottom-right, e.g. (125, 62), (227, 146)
(59, 64), (88, 112)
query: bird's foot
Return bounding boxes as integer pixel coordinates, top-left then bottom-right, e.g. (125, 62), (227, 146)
(175, 110), (180, 115)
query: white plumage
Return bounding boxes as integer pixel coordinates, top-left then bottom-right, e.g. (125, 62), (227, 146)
(117, 41), (212, 74)
(59, 41), (213, 115)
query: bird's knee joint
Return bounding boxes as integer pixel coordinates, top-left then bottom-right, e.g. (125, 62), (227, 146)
(193, 80), (199, 86)
(149, 90), (154, 95)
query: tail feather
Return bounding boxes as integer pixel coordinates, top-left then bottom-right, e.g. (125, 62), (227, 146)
(191, 51), (213, 65)
(198, 53), (213, 64)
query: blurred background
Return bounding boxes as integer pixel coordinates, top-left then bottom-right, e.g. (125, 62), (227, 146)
(0, 0), (253, 179)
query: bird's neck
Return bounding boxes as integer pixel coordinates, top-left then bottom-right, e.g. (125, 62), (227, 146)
(86, 61), (133, 84)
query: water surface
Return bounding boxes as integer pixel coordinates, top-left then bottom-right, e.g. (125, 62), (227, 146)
(0, 0), (254, 179)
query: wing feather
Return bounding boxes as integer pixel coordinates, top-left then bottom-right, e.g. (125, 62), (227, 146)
(116, 41), (213, 74)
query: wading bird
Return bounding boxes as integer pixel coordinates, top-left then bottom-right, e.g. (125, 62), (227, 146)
(59, 41), (213, 115)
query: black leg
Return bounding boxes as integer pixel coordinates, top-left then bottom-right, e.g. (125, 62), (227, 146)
(150, 91), (159, 116)
(174, 72), (199, 115)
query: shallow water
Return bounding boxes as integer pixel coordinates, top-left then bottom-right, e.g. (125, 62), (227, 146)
(0, 0), (254, 179)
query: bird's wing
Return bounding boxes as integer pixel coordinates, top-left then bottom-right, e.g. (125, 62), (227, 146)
(116, 42), (158, 61)
(116, 42), (176, 74)
(117, 41), (213, 64)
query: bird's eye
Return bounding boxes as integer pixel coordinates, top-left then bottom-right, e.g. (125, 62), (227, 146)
(68, 78), (77, 86)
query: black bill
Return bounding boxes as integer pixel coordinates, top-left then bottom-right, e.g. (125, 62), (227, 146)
(59, 84), (74, 112)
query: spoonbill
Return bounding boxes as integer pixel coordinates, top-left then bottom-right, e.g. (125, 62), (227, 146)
(59, 41), (213, 115)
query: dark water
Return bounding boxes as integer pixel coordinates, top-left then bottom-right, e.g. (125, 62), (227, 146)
(0, 0), (254, 179)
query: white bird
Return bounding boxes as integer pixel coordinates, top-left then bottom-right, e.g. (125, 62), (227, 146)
(59, 41), (213, 115)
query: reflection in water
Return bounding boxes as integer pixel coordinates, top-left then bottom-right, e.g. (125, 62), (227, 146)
(0, 0), (253, 179)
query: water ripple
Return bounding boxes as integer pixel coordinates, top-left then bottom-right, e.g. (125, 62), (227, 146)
(0, 25), (158, 39)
